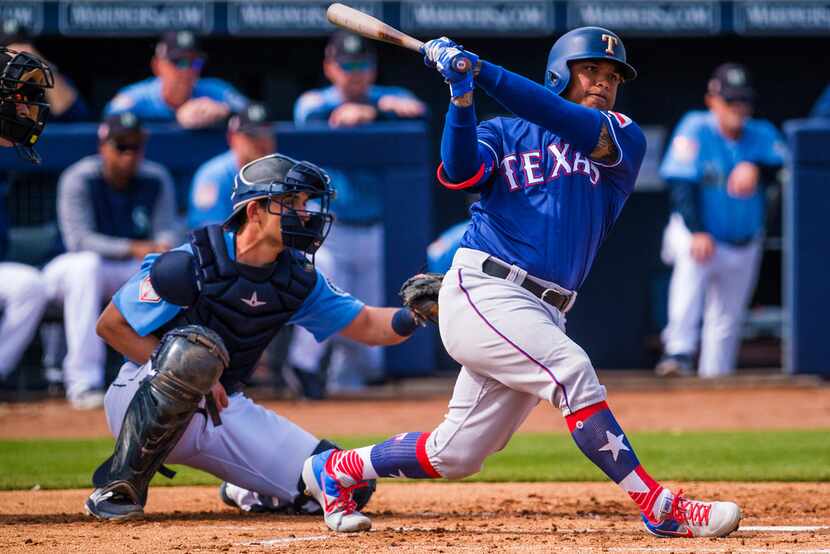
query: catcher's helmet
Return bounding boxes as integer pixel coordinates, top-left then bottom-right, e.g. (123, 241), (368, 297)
(544, 26), (636, 95)
(0, 47), (54, 164)
(225, 153), (335, 256)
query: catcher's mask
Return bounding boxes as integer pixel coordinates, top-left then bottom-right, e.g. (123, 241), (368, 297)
(0, 47), (54, 164)
(225, 153), (335, 257)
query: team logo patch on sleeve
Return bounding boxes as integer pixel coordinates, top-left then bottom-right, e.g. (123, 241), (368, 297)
(670, 135), (699, 164)
(139, 275), (161, 303)
(609, 111), (632, 128)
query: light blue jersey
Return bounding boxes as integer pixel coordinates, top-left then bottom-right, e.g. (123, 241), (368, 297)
(660, 110), (786, 243)
(187, 150), (238, 229)
(104, 77), (248, 121)
(113, 231), (363, 341)
(293, 84), (418, 124)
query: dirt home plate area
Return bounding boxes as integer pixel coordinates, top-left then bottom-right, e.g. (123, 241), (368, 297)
(1, 386), (829, 553)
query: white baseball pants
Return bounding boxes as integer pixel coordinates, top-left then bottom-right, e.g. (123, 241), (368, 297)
(661, 214), (763, 377)
(42, 252), (140, 398)
(287, 222), (384, 389)
(424, 248), (607, 479)
(0, 263), (49, 378)
(105, 360), (319, 507)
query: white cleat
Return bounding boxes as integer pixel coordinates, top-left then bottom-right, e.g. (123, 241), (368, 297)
(301, 449), (372, 533)
(642, 488), (741, 538)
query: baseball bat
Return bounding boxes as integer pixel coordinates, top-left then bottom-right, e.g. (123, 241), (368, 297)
(325, 3), (470, 73)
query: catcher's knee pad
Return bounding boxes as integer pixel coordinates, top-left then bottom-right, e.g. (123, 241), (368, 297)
(293, 439), (376, 514)
(92, 325), (229, 507)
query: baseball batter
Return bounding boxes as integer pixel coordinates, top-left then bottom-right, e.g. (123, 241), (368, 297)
(302, 28), (742, 538)
(84, 154), (426, 520)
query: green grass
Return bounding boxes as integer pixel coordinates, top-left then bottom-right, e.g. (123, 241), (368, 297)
(1, 430), (827, 490)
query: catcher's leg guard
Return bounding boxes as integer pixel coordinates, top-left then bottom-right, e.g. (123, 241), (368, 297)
(85, 326), (229, 520)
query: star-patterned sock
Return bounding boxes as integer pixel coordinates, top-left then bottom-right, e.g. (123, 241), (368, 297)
(565, 401), (664, 518)
(345, 432), (442, 481)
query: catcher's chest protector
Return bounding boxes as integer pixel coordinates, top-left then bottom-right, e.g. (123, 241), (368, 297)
(163, 225), (317, 388)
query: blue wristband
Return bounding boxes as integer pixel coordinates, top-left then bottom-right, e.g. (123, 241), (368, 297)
(391, 308), (419, 337)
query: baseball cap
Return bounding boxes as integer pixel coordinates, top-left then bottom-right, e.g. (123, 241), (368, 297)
(98, 112), (145, 144)
(228, 103), (273, 136)
(708, 63), (755, 104)
(325, 31), (376, 67)
(156, 30), (204, 60)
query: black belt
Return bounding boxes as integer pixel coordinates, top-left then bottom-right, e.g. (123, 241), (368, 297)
(481, 258), (575, 313)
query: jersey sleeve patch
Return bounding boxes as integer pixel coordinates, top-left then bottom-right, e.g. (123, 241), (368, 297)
(608, 111), (633, 128)
(139, 275), (161, 303)
(193, 180), (219, 209)
(669, 135), (699, 164)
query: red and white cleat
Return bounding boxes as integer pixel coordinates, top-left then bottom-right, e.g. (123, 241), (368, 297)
(642, 489), (741, 538)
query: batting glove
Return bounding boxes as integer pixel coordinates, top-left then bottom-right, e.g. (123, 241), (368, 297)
(421, 37), (479, 98)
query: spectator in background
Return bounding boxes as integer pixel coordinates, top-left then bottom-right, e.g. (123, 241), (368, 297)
(294, 31), (426, 126)
(287, 33), (426, 397)
(0, 20), (90, 122)
(187, 102), (275, 229)
(104, 31), (247, 129)
(43, 112), (178, 409)
(656, 64), (786, 378)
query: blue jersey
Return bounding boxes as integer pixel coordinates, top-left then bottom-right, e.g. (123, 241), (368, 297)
(104, 77), (248, 121)
(187, 150), (238, 229)
(660, 110), (786, 243)
(293, 84), (419, 124)
(113, 231), (364, 349)
(460, 111), (646, 290)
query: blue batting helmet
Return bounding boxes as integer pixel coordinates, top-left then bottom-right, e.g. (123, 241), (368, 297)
(544, 27), (637, 95)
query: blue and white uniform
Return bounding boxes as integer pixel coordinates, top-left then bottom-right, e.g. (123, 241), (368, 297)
(290, 84), (422, 390)
(416, 59), (646, 479)
(0, 180), (49, 381)
(104, 77), (247, 121)
(293, 84), (419, 124)
(659, 110), (786, 377)
(104, 228), (364, 509)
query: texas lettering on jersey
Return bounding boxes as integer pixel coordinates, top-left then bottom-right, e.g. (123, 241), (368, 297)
(459, 110), (647, 290)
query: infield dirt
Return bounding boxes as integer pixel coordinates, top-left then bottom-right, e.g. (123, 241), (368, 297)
(1, 385), (828, 553)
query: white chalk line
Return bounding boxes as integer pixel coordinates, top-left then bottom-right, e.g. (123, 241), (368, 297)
(741, 525), (830, 532)
(239, 534), (331, 547)
(606, 546), (830, 554)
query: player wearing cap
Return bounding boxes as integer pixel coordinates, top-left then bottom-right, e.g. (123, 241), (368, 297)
(656, 63), (786, 378)
(41, 112), (178, 409)
(294, 30), (426, 126)
(187, 102), (277, 229)
(289, 32), (427, 395)
(104, 31), (247, 128)
(84, 153), (427, 521)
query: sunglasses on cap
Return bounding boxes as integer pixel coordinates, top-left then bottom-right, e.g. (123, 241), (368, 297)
(112, 141), (144, 153)
(338, 59), (374, 73)
(169, 56), (204, 71)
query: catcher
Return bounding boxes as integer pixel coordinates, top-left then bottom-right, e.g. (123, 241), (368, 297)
(84, 153), (431, 520)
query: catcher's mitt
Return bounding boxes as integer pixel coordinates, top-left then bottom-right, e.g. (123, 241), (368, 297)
(399, 272), (443, 324)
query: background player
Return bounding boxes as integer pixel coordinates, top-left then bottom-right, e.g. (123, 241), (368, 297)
(0, 46), (53, 386)
(302, 28), (742, 538)
(84, 153), (427, 520)
(655, 63), (786, 378)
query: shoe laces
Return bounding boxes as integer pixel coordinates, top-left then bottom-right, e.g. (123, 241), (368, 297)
(335, 481), (367, 514)
(671, 490), (712, 527)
